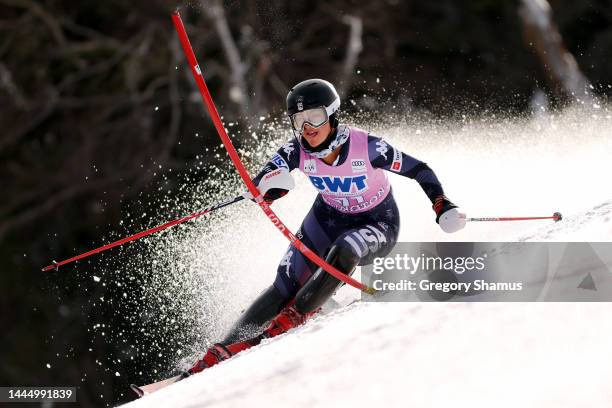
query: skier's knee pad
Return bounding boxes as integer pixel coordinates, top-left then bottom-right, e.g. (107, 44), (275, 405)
(294, 245), (360, 314)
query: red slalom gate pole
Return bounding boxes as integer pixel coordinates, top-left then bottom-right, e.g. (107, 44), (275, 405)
(41, 195), (245, 272)
(466, 212), (563, 222)
(171, 10), (373, 294)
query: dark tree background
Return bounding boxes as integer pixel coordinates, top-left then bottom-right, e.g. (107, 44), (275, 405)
(1, 0), (610, 406)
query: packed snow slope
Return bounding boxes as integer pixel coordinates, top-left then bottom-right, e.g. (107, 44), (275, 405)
(127, 303), (612, 408)
(126, 204), (612, 408)
(123, 106), (612, 407)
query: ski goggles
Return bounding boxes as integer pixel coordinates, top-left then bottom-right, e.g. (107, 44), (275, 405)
(290, 107), (330, 132)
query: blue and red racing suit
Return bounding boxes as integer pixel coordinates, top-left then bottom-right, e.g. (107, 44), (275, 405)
(253, 126), (446, 300)
(188, 126), (450, 374)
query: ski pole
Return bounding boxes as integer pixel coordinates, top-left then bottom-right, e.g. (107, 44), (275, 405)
(465, 212), (562, 222)
(41, 167), (295, 272)
(41, 195), (244, 272)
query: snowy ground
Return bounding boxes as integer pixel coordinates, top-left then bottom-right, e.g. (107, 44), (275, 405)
(517, 200), (612, 241)
(123, 199), (612, 408)
(122, 106), (612, 407)
(126, 303), (612, 408)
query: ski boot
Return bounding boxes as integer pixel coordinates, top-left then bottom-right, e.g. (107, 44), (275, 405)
(262, 303), (320, 338)
(188, 341), (253, 374)
(188, 303), (319, 374)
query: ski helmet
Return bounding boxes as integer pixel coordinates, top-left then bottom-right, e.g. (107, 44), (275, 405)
(286, 79), (346, 158)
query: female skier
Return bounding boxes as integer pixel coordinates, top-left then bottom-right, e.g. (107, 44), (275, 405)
(188, 79), (465, 373)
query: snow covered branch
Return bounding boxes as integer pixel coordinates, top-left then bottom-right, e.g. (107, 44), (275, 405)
(518, 0), (594, 104)
(203, 0), (252, 122)
(338, 15), (363, 98)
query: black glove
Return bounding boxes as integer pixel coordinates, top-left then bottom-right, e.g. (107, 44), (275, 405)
(433, 195), (458, 224)
(263, 188), (289, 204)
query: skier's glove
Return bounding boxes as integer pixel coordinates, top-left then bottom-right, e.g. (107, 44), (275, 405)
(263, 188), (289, 204)
(433, 195), (466, 233)
(243, 188), (288, 204)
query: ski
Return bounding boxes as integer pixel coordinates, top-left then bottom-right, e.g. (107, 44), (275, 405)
(130, 373), (188, 397)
